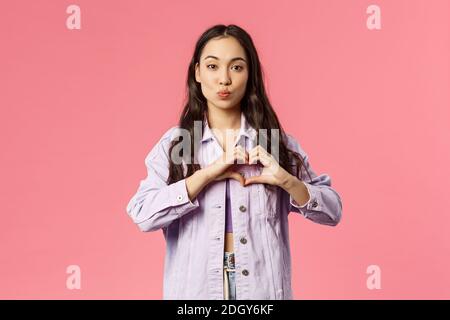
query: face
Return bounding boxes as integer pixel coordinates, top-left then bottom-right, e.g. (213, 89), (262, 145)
(195, 36), (249, 111)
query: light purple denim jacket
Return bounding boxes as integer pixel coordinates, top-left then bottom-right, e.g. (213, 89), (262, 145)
(126, 112), (343, 300)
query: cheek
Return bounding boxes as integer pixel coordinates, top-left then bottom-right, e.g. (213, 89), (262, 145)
(202, 75), (217, 90)
(234, 75), (248, 93)
(199, 78), (218, 100)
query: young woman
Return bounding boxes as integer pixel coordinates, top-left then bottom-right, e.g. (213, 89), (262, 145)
(126, 24), (343, 300)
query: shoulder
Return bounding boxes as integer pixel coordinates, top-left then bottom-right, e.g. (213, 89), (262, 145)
(145, 125), (182, 163)
(161, 125), (183, 143)
(283, 132), (307, 157)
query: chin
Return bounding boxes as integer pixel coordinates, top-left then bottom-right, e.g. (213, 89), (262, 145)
(219, 103), (240, 111)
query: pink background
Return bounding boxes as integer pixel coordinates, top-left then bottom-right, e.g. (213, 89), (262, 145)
(1, 0), (449, 299)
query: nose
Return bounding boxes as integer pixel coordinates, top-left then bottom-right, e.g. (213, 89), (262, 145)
(219, 70), (231, 86)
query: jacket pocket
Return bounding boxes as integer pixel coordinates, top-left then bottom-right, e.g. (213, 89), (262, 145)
(248, 165), (279, 219)
(258, 183), (279, 219)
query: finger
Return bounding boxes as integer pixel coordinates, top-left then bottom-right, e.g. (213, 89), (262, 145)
(248, 153), (256, 165)
(234, 145), (245, 159)
(248, 147), (258, 164)
(249, 153), (264, 165)
(256, 146), (273, 164)
(256, 145), (269, 157)
(235, 154), (247, 165)
(234, 147), (249, 164)
(215, 167), (236, 181)
(249, 146), (266, 164)
(244, 175), (266, 186)
(249, 153), (258, 165)
(224, 148), (239, 164)
(239, 147), (249, 159)
(258, 153), (272, 166)
(250, 154), (273, 167)
(229, 171), (245, 186)
(248, 146), (258, 158)
(233, 146), (244, 159)
(243, 150), (249, 163)
(249, 145), (266, 154)
(225, 147), (246, 165)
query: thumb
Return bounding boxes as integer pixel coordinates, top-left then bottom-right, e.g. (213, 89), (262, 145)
(244, 175), (264, 186)
(228, 171), (245, 187)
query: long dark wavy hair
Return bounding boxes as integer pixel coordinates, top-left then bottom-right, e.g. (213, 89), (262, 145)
(167, 24), (312, 186)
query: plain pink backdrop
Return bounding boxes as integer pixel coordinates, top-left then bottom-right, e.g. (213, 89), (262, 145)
(1, 0), (449, 299)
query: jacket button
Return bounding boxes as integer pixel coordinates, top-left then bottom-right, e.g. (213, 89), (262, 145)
(239, 205), (247, 212)
(312, 200), (318, 208)
(242, 269), (249, 276)
(176, 195), (183, 202)
(240, 237), (247, 244)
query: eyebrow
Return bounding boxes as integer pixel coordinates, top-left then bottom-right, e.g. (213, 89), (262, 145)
(203, 55), (247, 63)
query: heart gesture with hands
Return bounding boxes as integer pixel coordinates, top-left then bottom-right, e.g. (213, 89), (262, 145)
(206, 144), (291, 188)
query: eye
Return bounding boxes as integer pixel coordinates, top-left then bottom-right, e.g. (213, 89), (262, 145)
(232, 65), (244, 71)
(207, 64), (217, 69)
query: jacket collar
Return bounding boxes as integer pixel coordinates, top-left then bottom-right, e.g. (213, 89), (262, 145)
(201, 111), (257, 146)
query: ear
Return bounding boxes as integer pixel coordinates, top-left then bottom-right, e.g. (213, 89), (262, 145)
(195, 62), (201, 83)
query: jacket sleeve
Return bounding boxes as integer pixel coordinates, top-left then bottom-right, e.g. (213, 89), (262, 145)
(126, 127), (200, 232)
(285, 133), (343, 226)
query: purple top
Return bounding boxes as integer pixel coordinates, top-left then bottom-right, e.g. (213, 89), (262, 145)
(225, 179), (233, 233)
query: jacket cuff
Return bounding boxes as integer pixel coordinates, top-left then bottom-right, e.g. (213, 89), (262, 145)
(290, 181), (321, 213)
(168, 178), (200, 217)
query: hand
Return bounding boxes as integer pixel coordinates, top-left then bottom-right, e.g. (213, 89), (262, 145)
(243, 145), (292, 187)
(205, 145), (249, 186)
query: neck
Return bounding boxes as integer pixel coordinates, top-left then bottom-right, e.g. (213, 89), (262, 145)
(206, 106), (241, 131)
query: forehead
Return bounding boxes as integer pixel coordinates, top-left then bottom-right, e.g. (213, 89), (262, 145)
(201, 36), (247, 61)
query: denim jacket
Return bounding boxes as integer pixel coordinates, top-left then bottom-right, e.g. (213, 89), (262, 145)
(126, 112), (342, 299)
